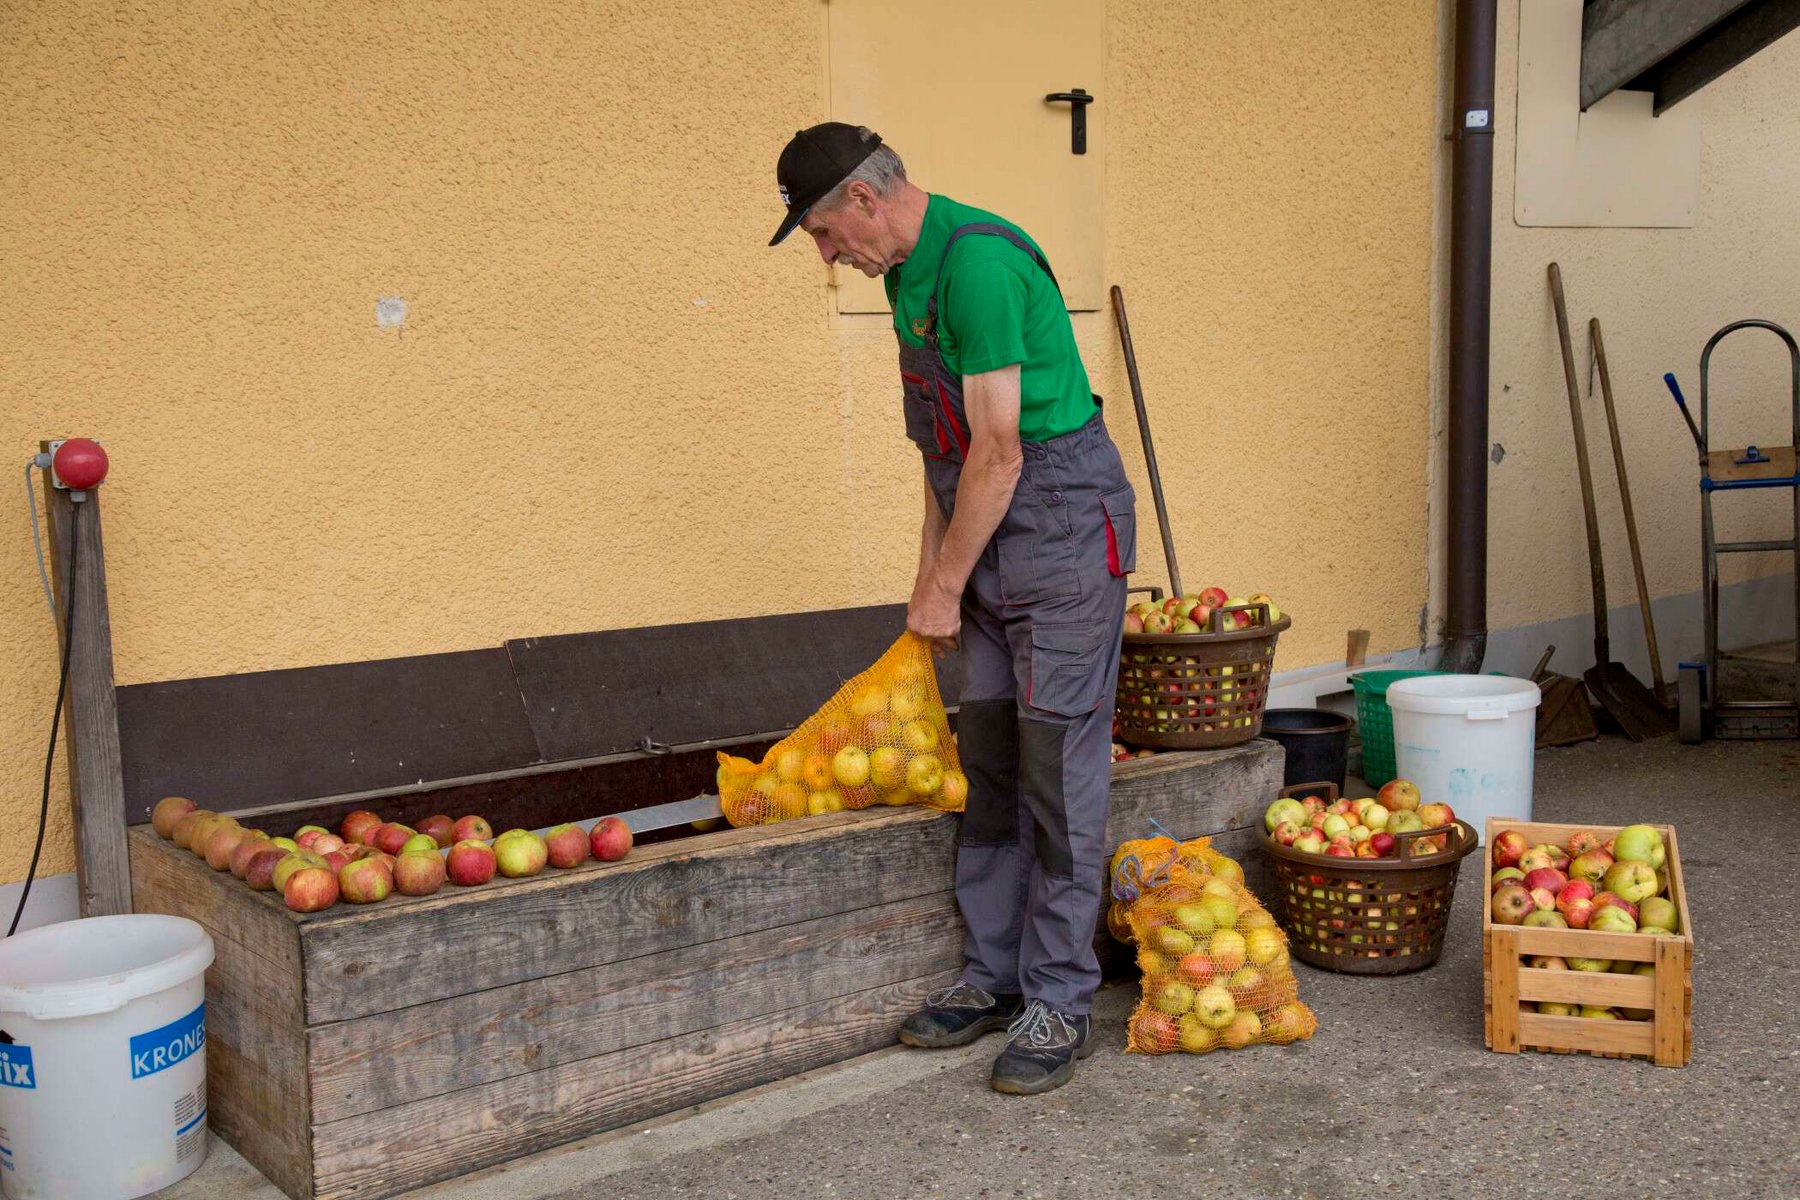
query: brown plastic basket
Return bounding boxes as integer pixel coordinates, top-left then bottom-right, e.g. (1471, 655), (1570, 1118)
(1259, 782), (1479, 975)
(1115, 602), (1291, 750)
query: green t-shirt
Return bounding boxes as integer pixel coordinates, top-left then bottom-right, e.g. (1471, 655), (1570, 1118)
(886, 194), (1097, 442)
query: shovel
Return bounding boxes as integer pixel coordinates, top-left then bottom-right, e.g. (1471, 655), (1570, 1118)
(1530, 644), (1598, 747)
(1548, 263), (1675, 741)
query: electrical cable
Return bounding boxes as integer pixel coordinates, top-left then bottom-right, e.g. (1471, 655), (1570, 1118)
(25, 456), (56, 620)
(9, 495), (78, 937)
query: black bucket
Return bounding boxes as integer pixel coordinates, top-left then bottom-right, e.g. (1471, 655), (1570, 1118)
(1260, 708), (1352, 790)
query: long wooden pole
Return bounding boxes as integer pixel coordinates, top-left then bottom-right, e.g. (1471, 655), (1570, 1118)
(40, 443), (131, 916)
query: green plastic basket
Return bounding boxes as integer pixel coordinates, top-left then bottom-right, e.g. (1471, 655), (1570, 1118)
(1349, 669), (1448, 787)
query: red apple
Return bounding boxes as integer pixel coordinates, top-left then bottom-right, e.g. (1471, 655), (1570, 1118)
(1490, 829), (1528, 869)
(416, 814), (456, 848)
(1569, 848), (1614, 884)
(1177, 952), (1217, 988)
(1566, 829), (1605, 857)
(205, 824), (257, 872)
(229, 831), (273, 878)
(1272, 820), (1303, 846)
(392, 850), (448, 896)
(283, 866), (339, 912)
(1529, 886), (1558, 912)
(373, 823), (419, 856)
(544, 824), (591, 869)
(323, 848), (355, 872)
(1491, 866), (1527, 890)
(1123, 611), (1145, 634)
(590, 816), (634, 862)
(1198, 586), (1229, 609)
(451, 815), (493, 843)
(1491, 883), (1534, 925)
(446, 840), (496, 886)
(310, 833), (346, 857)
(1376, 779), (1421, 813)
(294, 825), (331, 850)
(273, 850), (328, 893)
(340, 810), (383, 845)
(1370, 831), (1396, 856)
(1522, 867), (1567, 896)
(1417, 803), (1455, 829)
(339, 858), (392, 904)
(1324, 843), (1355, 858)
(245, 847), (287, 891)
(1518, 845), (1559, 873)
(152, 796), (198, 839)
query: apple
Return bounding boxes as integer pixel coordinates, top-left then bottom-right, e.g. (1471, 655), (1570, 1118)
(1177, 952), (1217, 988)
(373, 824), (419, 856)
(1522, 867), (1567, 896)
(494, 830), (548, 877)
(1172, 903), (1216, 936)
(228, 831), (273, 878)
(1321, 814), (1351, 839)
(1154, 926), (1196, 956)
(1220, 1009), (1262, 1050)
(1266, 1003), (1310, 1041)
(1603, 861), (1658, 904)
(1518, 845), (1558, 873)
(1589, 906), (1638, 935)
(1536, 1002), (1578, 1017)
(310, 833), (346, 857)
(815, 716), (855, 754)
(447, 839), (497, 885)
(1566, 829), (1605, 856)
(1569, 849), (1614, 884)
(849, 685), (889, 719)
(1264, 798), (1307, 831)
(1362, 803), (1390, 832)
(170, 808), (217, 850)
(1568, 956), (1613, 972)
(1132, 1009), (1180, 1051)
(1244, 926), (1284, 966)
(832, 746), (871, 788)
(1271, 820), (1303, 846)
(1151, 979), (1195, 1016)
(800, 754), (835, 791)
(542, 824), (590, 869)
(187, 814), (237, 858)
(1490, 866), (1527, 890)
(1490, 829), (1529, 869)
(270, 836), (299, 852)
(204, 824), (257, 871)
(151, 796), (197, 839)
(1490, 883), (1533, 925)
(1592, 892), (1638, 921)
(405, 814), (452, 848)
(1192, 983), (1236, 1029)
(1556, 885), (1596, 928)
(449, 815), (491, 843)
(1176, 1013), (1217, 1053)
(272, 850), (328, 893)
(1355, 842), (1380, 859)
(866, 746), (907, 791)
(283, 866), (339, 912)
(900, 720), (940, 754)
(1376, 779), (1421, 812)
(340, 810), (383, 845)
(322, 848), (353, 871)
(906, 754), (944, 796)
(1369, 831), (1396, 857)
(1209, 930), (1247, 973)
(1417, 803), (1455, 830)
(1637, 896), (1678, 933)
(1200, 896), (1239, 931)
(1294, 831), (1327, 855)
(771, 781), (809, 819)
(1348, 825), (1373, 845)
(244, 847), (287, 891)
(294, 825), (331, 850)
(590, 816), (634, 862)
(1529, 887), (1558, 912)
(1123, 612), (1145, 634)
(1212, 857), (1247, 886)
(1142, 611), (1174, 634)
(1579, 1006), (1619, 1020)
(1387, 810), (1425, 834)
(1523, 909), (1568, 929)
(392, 850), (448, 896)
(1612, 824), (1665, 869)
(339, 857), (393, 903)
(806, 790), (844, 815)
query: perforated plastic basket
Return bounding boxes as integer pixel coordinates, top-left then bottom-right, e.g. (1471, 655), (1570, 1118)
(1349, 669), (1446, 786)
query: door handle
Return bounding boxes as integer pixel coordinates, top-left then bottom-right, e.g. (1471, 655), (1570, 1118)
(1044, 88), (1094, 155)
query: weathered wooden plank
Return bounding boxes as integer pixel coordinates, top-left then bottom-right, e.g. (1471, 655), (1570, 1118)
(130, 830), (312, 1198)
(1518, 1011), (1656, 1056)
(1488, 930), (1521, 1053)
(299, 807), (959, 1023)
(1517, 966), (1654, 1008)
(311, 972), (957, 1200)
(1105, 739), (1283, 842)
(1654, 937), (1689, 1067)
(43, 472), (130, 916)
(307, 888), (963, 1120)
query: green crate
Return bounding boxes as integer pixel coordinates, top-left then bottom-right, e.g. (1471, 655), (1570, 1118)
(1349, 669), (1448, 787)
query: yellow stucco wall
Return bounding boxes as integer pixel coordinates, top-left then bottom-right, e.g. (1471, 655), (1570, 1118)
(1478, 4), (1800, 638)
(0, 1), (1438, 884)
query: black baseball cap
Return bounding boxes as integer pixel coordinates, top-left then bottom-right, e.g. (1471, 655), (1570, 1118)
(768, 123), (884, 246)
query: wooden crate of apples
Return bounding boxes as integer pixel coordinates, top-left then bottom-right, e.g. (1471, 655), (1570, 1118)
(1483, 819), (1693, 1066)
(148, 796), (635, 914)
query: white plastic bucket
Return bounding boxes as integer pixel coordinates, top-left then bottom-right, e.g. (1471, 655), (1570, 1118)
(1386, 675), (1541, 841)
(0, 915), (214, 1199)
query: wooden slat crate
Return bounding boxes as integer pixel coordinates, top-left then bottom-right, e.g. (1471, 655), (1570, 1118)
(130, 739), (1281, 1200)
(1482, 819), (1693, 1067)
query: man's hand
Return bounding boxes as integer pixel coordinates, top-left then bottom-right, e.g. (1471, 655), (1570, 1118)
(907, 569), (962, 648)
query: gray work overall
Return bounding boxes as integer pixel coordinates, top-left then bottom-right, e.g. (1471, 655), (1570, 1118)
(898, 223), (1136, 1015)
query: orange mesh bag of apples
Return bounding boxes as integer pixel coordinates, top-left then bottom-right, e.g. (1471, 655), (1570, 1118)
(715, 633), (966, 826)
(1124, 850), (1318, 1055)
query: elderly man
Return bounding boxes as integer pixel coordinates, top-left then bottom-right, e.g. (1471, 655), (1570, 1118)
(770, 123), (1136, 1095)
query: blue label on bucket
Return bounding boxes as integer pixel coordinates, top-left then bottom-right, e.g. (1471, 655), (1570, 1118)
(0, 1044), (34, 1089)
(129, 1002), (206, 1079)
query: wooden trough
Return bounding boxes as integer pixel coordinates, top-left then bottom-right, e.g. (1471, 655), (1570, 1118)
(110, 602), (1282, 1199)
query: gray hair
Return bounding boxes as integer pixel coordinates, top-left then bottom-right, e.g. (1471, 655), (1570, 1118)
(817, 131), (907, 211)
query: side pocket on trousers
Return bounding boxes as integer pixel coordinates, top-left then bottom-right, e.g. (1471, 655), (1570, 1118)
(1026, 622), (1108, 718)
(1099, 485), (1137, 577)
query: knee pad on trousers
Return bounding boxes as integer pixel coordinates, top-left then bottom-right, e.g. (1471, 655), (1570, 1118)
(1019, 717), (1074, 878)
(955, 699), (1019, 845)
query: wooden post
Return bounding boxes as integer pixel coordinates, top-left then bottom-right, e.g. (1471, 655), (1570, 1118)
(40, 444), (131, 916)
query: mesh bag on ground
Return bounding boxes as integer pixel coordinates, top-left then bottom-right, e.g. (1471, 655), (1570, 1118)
(716, 633), (965, 826)
(1116, 838), (1318, 1055)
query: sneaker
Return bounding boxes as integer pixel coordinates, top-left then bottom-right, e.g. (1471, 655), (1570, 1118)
(989, 1000), (1094, 1095)
(898, 982), (1024, 1049)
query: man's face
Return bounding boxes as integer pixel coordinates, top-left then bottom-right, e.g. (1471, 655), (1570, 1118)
(800, 184), (895, 277)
